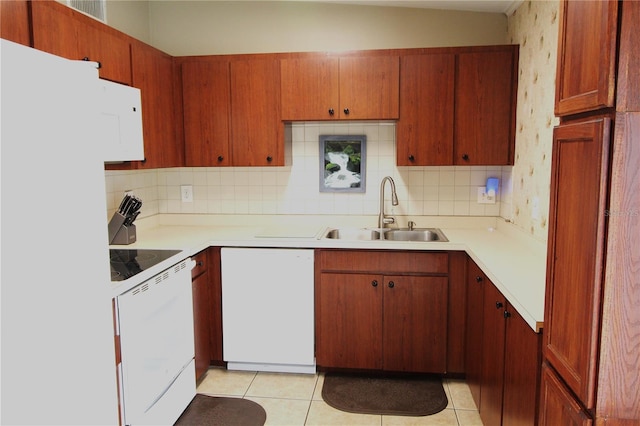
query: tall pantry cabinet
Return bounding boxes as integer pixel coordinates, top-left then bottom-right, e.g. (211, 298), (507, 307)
(540, 1), (640, 425)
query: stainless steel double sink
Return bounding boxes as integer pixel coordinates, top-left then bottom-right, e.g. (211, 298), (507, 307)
(323, 227), (448, 242)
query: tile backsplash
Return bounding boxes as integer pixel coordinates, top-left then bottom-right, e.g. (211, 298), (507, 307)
(105, 122), (512, 222)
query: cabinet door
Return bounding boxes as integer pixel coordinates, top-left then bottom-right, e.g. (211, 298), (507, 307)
(182, 60), (231, 166)
(502, 305), (542, 426)
(383, 275), (448, 373)
(338, 56), (399, 120)
(192, 265), (210, 380)
(316, 273), (383, 370)
(230, 58), (283, 166)
(455, 49), (516, 165)
(397, 54), (454, 166)
(545, 118), (611, 408)
(31, 1), (132, 85)
(539, 363), (593, 426)
(1, 0), (31, 46)
(130, 42), (181, 168)
(280, 57), (339, 121)
(555, 0), (618, 116)
(465, 260), (485, 409)
(207, 248), (224, 363)
(480, 281), (507, 426)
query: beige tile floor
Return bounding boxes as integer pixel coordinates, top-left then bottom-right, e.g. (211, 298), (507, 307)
(196, 367), (483, 425)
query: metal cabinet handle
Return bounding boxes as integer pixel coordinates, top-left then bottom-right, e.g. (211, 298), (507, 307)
(475, 276), (483, 283)
(343, 108), (350, 115)
(371, 280), (378, 287)
(217, 156), (224, 162)
(408, 155), (415, 162)
(328, 108), (335, 116)
(496, 301), (503, 309)
(462, 154), (469, 161)
(266, 156), (273, 162)
(504, 310), (511, 319)
(388, 281), (395, 288)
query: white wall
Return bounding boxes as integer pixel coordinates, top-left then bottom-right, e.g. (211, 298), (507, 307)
(147, 1), (508, 56)
(505, 1), (559, 241)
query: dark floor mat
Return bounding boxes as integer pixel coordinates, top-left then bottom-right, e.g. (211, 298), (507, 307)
(322, 373), (448, 416)
(174, 394), (266, 426)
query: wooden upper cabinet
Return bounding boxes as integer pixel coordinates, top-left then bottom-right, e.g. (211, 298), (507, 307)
(555, 0), (618, 116)
(339, 56), (399, 120)
(397, 53), (455, 166)
(545, 117), (611, 409)
(1, 0), (31, 46)
(455, 49), (517, 165)
(280, 55), (399, 121)
(182, 60), (231, 167)
(230, 58), (283, 166)
(31, 0), (132, 86)
(130, 41), (181, 168)
(280, 57), (339, 120)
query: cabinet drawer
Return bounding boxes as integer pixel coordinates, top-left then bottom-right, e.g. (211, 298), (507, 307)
(191, 250), (207, 279)
(317, 250), (448, 274)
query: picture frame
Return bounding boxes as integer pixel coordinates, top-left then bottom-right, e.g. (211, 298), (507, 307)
(319, 135), (366, 193)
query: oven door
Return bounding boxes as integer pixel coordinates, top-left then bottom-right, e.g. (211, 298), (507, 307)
(116, 259), (195, 425)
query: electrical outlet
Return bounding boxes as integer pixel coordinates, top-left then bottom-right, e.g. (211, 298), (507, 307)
(181, 185), (193, 203)
(477, 187), (496, 204)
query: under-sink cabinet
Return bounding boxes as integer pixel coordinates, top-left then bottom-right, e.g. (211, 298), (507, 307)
(315, 250), (464, 374)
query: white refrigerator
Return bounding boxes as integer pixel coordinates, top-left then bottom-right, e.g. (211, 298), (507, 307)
(1, 40), (119, 424)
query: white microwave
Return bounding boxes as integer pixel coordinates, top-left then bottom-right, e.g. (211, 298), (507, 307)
(99, 79), (144, 162)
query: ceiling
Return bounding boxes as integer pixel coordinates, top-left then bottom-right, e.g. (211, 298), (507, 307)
(307, 0), (523, 15)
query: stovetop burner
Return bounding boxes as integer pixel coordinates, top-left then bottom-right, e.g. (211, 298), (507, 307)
(110, 248), (182, 282)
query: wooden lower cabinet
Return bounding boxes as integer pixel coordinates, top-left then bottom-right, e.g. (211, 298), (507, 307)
(191, 249), (211, 380)
(316, 272), (383, 370)
(207, 247), (224, 364)
(465, 259), (485, 407)
(539, 363), (592, 426)
(480, 281), (508, 426)
(466, 257), (542, 426)
(315, 250), (452, 373)
(191, 247), (224, 380)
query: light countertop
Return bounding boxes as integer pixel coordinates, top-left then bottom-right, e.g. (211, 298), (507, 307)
(112, 214), (547, 332)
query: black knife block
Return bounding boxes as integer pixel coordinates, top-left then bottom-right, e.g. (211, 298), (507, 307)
(108, 212), (137, 245)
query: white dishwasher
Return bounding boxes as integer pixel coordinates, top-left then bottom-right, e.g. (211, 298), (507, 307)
(221, 248), (315, 374)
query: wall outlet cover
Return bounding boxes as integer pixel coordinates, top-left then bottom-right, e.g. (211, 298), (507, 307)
(181, 185), (193, 203)
(477, 187), (496, 204)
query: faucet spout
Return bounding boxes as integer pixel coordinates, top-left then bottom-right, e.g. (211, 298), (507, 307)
(378, 176), (399, 230)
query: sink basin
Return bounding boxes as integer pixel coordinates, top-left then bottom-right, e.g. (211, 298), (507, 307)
(322, 227), (447, 242)
(382, 228), (448, 242)
(324, 228), (381, 241)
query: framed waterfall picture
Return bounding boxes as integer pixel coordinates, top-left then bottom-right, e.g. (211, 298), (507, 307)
(319, 135), (366, 193)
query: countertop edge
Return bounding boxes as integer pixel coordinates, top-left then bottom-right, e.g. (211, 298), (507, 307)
(112, 215), (546, 332)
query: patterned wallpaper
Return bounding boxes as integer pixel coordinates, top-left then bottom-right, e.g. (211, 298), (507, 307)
(505, 0), (560, 242)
